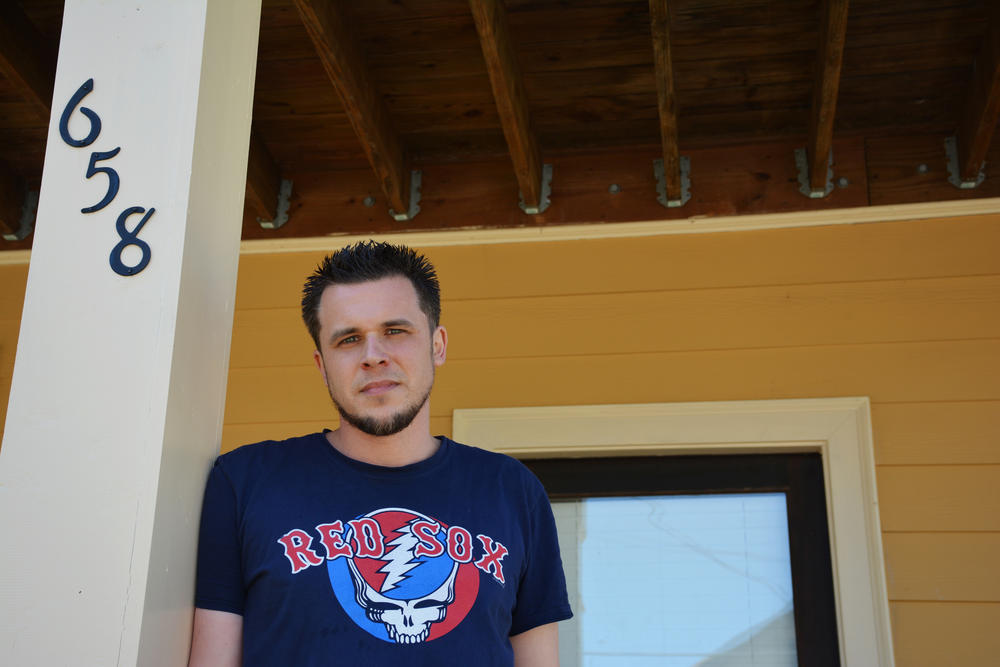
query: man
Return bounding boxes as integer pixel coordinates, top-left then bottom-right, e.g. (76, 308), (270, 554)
(189, 241), (572, 666)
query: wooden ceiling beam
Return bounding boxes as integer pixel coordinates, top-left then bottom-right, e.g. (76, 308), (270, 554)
(292, 0), (413, 218)
(649, 0), (683, 204)
(955, 5), (1000, 184)
(469, 0), (546, 212)
(0, 3), (55, 121)
(806, 0), (850, 195)
(245, 130), (282, 223)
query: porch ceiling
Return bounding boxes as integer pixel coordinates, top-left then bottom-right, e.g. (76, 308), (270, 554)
(1, 0), (997, 249)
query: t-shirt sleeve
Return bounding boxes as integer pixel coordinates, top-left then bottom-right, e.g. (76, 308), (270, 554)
(509, 474), (573, 636)
(194, 458), (245, 615)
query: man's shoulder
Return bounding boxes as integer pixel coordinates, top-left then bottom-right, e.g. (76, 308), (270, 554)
(444, 438), (543, 485)
(214, 432), (326, 476)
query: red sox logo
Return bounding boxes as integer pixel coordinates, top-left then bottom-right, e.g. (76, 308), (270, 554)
(277, 507), (509, 643)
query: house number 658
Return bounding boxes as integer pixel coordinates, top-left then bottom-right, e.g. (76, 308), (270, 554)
(60, 78), (155, 276)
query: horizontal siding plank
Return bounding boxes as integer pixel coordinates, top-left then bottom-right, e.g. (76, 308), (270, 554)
(0, 264), (28, 314)
(223, 340), (1000, 423)
(1, 317), (21, 353)
(234, 215), (1000, 309)
(446, 275), (1000, 360)
(890, 601), (1000, 667)
(222, 421), (332, 454)
(877, 466), (1000, 532)
(431, 415), (453, 440)
(225, 366), (331, 424)
(872, 401), (1000, 465)
(221, 415), (453, 455)
(432, 340), (1000, 412)
(884, 533), (1000, 601)
(231, 309), (311, 367)
(230, 275), (1000, 367)
(235, 252), (326, 312)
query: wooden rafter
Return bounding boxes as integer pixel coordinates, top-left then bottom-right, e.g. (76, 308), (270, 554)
(0, 3), (55, 121)
(648, 0), (682, 202)
(956, 5), (1000, 183)
(245, 130), (282, 222)
(806, 0), (850, 195)
(469, 0), (545, 211)
(292, 0), (412, 217)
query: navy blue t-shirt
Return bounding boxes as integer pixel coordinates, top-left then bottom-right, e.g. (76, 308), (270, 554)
(195, 433), (572, 665)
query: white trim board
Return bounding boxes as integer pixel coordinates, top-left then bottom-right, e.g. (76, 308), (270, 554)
(242, 198), (997, 252)
(240, 197), (1000, 254)
(2, 197), (998, 265)
(453, 397), (894, 667)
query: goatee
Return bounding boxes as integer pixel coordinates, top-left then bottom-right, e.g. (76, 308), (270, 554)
(332, 386), (432, 437)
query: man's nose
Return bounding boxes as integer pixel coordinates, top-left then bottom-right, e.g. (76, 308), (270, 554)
(361, 335), (388, 367)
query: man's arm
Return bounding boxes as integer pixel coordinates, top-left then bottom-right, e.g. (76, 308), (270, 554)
(511, 622), (559, 667)
(188, 608), (242, 667)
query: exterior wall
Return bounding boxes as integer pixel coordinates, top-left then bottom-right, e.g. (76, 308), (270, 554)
(0, 264), (27, 448)
(2, 213), (999, 663)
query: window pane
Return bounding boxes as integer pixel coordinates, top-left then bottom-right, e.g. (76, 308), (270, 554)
(552, 493), (798, 667)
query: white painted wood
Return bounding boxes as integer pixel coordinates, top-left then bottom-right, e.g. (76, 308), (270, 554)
(234, 197), (1000, 253)
(0, 249), (29, 264)
(454, 397), (894, 667)
(0, 1), (261, 665)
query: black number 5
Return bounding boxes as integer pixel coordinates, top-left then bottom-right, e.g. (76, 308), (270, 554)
(81, 147), (121, 213)
(59, 79), (101, 148)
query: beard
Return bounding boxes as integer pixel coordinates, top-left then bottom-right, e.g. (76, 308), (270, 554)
(332, 384), (432, 437)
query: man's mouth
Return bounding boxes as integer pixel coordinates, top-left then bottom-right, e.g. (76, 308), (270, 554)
(360, 380), (399, 395)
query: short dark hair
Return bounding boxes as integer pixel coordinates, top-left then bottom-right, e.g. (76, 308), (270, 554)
(301, 240), (441, 347)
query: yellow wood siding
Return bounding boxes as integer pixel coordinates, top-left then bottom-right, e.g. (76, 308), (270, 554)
(2, 213), (998, 663)
(0, 264), (27, 447)
(884, 533), (1000, 601)
(872, 401), (1000, 465)
(890, 602), (1000, 667)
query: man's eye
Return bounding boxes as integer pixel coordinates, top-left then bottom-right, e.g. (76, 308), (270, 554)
(338, 335), (359, 345)
(386, 328), (405, 335)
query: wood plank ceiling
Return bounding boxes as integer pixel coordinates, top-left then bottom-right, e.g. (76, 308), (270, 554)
(0, 0), (996, 250)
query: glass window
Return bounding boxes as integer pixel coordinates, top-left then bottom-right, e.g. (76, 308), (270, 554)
(525, 453), (840, 667)
(552, 493), (797, 667)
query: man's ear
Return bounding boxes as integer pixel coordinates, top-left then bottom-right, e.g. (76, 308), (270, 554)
(312, 350), (329, 388)
(432, 326), (448, 367)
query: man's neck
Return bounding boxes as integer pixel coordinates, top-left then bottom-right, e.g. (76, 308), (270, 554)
(325, 412), (440, 467)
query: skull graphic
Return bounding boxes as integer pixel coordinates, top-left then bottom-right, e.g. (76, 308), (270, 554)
(347, 557), (459, 644)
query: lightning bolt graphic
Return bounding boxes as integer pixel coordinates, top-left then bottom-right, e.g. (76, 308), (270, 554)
(377, 520), (422, 592)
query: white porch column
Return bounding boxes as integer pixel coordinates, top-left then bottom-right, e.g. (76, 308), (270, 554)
(0, 1), (261, 665)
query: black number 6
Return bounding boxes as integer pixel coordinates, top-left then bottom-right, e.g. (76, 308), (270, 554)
(59, 79), (102, 148)
(81, 147), (121, 213)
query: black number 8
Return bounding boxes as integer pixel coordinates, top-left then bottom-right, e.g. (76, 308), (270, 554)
(109, 207), (154, 276)
(59, 79), (102, 148)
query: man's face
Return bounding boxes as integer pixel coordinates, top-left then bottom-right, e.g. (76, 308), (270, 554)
(312, 275), (446, 437)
